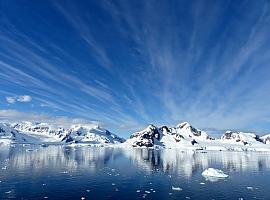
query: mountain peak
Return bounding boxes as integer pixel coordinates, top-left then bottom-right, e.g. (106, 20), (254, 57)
(176, 121), (191, 129)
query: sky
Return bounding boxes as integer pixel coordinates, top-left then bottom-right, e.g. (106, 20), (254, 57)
(1, 0), (270, 137)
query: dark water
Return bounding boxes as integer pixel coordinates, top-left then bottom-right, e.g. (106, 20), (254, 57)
(0, 146), (270, 200)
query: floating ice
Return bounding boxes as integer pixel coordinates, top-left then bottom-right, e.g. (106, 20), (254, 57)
(200, 182), (205, 185)
(202, 168), (228, 178)
(172, 186), (182, 191)
(145, 191), (150, 194)
(247, 186), (253, 190)
(136, 190), (140, 193)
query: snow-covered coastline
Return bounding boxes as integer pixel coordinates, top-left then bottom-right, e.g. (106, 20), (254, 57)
(1, 121), (270, 152)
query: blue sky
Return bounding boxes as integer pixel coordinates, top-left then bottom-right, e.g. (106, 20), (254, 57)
(1, 0), (270, 137)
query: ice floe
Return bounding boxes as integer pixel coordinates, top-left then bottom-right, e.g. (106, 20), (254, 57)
(202, 168), (228, 178)
(172, 186), (182, 191)
(246, 186), (253, 190)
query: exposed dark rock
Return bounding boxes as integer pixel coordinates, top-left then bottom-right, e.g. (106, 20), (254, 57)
(191, 139), (198, 145)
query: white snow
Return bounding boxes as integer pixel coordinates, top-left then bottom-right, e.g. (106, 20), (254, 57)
(202, 168), (228, 178)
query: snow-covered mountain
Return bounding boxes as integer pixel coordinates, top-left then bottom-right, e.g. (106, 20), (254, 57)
(124, 122), (270, 151)
(220, 131), (263, 145)
(125, 122), (212, 148)
(0, 122), (125, 145)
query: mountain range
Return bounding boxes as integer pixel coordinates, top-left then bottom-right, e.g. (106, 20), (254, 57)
(0, 121), (124, 146)
(1, 121), (270, 151)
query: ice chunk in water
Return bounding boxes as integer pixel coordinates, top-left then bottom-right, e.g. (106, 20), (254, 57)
(202, 168), (228, 178)
(172, 186), (182, 191)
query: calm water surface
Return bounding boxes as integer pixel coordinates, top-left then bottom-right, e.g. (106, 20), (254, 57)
(0, 145), (270, 200)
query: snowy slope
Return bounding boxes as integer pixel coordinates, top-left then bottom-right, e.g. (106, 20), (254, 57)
(260, 134), (270, 144)
(0, 123), (30, 145)
(0, 122), (125, 145)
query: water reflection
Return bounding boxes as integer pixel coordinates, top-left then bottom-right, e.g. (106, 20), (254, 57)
(0, 146), (122, 173)
(1, 146), (270, 177)
(124, 149), (270, 176)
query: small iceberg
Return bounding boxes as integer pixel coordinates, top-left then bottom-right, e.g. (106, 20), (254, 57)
(202, 168), (228, 180)
(172, 186), (182, 191)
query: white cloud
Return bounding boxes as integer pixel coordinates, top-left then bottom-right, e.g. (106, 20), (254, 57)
(6, 96), (16, 104)
(17, 95), (32, 102)
(5, 95), (32, 104)
(0, 109), (100, 129)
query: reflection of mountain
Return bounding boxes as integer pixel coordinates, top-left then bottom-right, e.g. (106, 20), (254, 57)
(122, 148), (270, 177)
(0, 146), (122, 172)
(1, 146), (270, 178)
